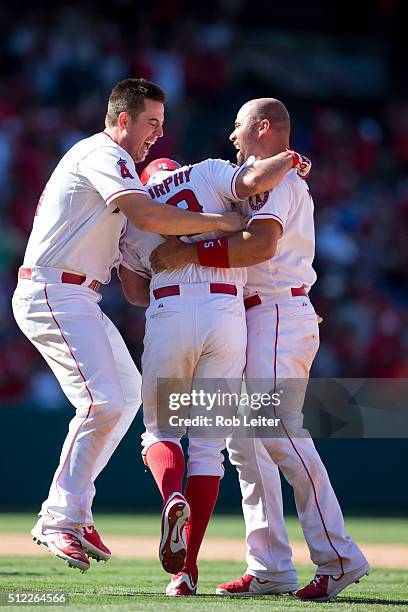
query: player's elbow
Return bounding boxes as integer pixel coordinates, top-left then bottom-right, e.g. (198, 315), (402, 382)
(235, 176), (258, 200)
(122, 203), (161, 232)
(122, 285), (150, 307)
(119, 266), (150, 307)
(266, 243), (277, 259)
(130, 295), (150, 307)
(133, 211), (157, 232)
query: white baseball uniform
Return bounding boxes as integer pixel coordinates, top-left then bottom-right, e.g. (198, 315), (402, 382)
(227, 170), (367, 583)
(120, 160), (247, 477)
(12, 131), (144, 533)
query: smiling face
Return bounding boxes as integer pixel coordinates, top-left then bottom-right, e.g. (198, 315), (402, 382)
(229, 103), (259, 166)
(117, 98), (164, 163)
(229, 98), (291, 164)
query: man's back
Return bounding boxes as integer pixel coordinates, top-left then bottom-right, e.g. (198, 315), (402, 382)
(121, 158), (247, 288)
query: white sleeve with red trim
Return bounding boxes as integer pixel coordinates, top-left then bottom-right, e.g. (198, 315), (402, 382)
(80, 146), (147, 206)
(119, 223), (151, 280)
(198, 158), (246, 201)
(246, 179), (291, 231)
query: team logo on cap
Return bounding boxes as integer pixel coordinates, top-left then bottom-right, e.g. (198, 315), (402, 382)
(117, 158), (134, 179)
(248, 191), (269, 210)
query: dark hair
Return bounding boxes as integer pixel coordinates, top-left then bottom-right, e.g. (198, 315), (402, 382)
(106, 78), (166, 126)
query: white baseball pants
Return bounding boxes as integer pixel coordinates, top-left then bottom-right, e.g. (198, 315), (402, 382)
(141, 282), (247, 477)
(12, 273), (141, 533)
(227, 293), (367, 579)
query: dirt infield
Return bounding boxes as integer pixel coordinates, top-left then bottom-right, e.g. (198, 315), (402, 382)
(1, 534), (407, 569)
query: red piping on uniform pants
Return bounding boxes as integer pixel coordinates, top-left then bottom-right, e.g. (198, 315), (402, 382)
(273, 303), (345, 578)
(44, 283), (93, 523)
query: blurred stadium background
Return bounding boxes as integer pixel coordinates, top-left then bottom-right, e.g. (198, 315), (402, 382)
(0, 1), (407, 515)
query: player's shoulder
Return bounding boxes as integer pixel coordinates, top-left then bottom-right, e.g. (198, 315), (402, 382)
(194, 158), (237, 170)
(272, 169), (306, 196)
(192, 158), (238, 182)
(73, 132), (131, 162)
(284, 169), (305, 187)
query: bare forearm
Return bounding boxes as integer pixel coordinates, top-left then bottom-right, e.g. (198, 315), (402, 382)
(226, 231), (275, 266)
(149, 219), (281, 272)
(119, 265), (150, 307)
(193, 232), (274, 267)
(236, 151), (293, 198)
(151, 231), (274, 270)
(129, 205), (227, 235)
(116, 192), (243, 235)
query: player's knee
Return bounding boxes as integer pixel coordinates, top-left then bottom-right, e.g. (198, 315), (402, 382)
(262, 438), (287, 465)
(226, 438), (252, 468)
(83, 394), (126, 424)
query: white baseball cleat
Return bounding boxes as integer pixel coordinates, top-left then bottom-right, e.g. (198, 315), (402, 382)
(76, 525), (111, 562)
(31, 526), (90, 572)
(295, 562), (370, 602)
(159, 492), (190, 574)
(216, 573), (298, 596)
(166, 570), (198, 596)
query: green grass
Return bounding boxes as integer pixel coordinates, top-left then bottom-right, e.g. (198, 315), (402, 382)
(0, 557), (407, 611)
(0, 513), (407, 544)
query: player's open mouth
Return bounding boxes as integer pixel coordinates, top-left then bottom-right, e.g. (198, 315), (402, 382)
(143, 140), (155, 154)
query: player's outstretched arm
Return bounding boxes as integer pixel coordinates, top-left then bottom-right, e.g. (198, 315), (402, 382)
(149, 219), (280, 272)
(119, 265), (151, 307)
(235, 150), (311, 199)
(115, 192), (246, 235)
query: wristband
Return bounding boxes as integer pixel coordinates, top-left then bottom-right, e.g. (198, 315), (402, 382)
(197, 236), (230, 268)
(286, 148), (300, 168)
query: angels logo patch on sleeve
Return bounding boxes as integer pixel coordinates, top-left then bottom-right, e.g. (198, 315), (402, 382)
(117, 158), (134, 179)
(248, 191), (270, 210)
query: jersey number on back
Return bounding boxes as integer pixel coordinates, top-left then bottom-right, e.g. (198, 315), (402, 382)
(166, 189), (203, 212)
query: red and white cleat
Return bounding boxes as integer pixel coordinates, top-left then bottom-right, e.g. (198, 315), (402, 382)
(31, 527), (90, 572)
(295, 563), (370, 602)
(216, 573), (298, 596)
(166, 570), (198, 596)
(77, 525), (111, 562)
(159, 492), (190, 574)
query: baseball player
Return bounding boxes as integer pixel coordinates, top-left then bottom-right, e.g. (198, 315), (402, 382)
(11, 77), (245, 573)
(149, 98), (370, 601)
(119, 149), (310, 596)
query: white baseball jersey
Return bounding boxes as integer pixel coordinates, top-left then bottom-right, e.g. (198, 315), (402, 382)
(238, 169), (317, 295)
(120, 159), (247, 289)
(22, 131), (146, 284)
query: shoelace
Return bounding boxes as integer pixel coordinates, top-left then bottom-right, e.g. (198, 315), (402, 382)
(234, 575), (251, 587)
(84, 525), (94, 534)
(311, 574), (323, 587)
(60, 533), (81, 546)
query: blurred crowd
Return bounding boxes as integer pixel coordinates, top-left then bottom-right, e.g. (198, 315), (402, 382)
(1, 2), (407, 406)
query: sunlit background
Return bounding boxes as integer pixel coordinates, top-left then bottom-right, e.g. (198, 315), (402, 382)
(0, 1), (407, 513)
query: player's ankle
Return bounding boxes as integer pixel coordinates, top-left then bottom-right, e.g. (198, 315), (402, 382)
(181, 564), (198, 581)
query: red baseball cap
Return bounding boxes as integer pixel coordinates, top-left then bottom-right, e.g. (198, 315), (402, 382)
(140, 158), (182, 185)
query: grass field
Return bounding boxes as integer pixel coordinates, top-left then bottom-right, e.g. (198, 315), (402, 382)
(1, 513), (407, 544)
(0, 514), (407, 610)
